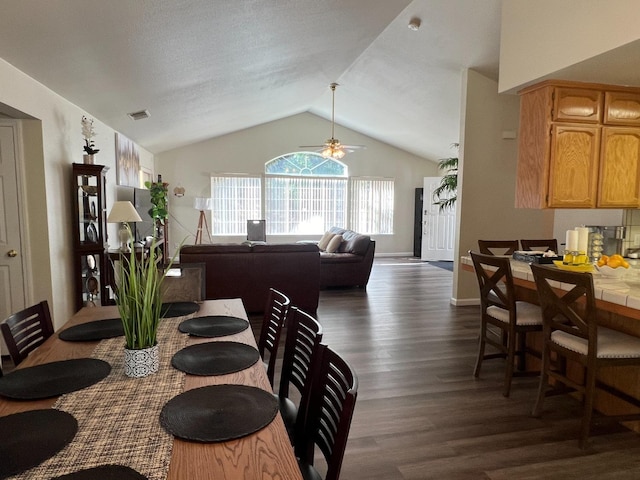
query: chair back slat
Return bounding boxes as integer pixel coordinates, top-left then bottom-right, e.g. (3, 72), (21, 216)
(478, 240), (519, 256)
(297, 344), (358, 480)
(520, 239), (558, 253)
(470, 251), (517, 318)
(257, 288), (290, 387)
(1, 301), (54, 366)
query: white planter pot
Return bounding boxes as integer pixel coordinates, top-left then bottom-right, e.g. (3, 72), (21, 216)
(83, 154), (95, 164)
(124, 344), (159, 378)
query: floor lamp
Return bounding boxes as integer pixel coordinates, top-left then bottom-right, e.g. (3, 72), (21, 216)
(194, 197), (213, 244)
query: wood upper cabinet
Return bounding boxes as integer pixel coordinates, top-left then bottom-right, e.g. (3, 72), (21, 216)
(598, 127), (640, 207)
(516, 80), (640, 209)
(547, 124), (600, 208)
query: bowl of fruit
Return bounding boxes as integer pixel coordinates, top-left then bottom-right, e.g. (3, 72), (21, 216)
(595, 254), (629, 278)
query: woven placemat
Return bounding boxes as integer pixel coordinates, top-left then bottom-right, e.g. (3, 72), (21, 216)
(171, 341), (259, 375)
(59, 318), (123, 342)
(0, 409), (78, 479)
(161, 301), (200, 318)
(178, 315), (249, 337)
(160, 384), (278, 442)
(0, 358), (111, 400)
(51, 464), (147, 479)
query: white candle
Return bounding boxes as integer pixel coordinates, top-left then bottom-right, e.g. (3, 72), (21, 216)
(576, 227), (589, 253)
(566, 230), (578, 252)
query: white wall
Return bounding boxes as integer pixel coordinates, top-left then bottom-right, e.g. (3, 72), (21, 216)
(155, 112), (439, 256)
(0, 58), (154, 328)
(500, 0), (640, 92)
(453, 70), (555, 303)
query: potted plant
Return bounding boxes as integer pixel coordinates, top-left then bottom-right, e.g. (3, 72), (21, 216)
(432, 143), (458, 212)
(114, 227), (169, 378)
(81, 116), (100, 164)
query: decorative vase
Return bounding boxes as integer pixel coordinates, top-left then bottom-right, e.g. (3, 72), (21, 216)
(83, 154), (95, 164)
(124, 344), (159, 378)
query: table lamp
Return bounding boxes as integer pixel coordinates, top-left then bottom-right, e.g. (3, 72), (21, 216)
(107, 201), (142, 252)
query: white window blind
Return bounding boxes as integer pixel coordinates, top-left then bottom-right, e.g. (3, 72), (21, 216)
(210, 175), (261, 235)
(265, 176), (347, 234)
(349, 177), (394, 234)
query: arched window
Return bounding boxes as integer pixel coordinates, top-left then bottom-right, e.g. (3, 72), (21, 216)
(265, 153), (348, 234)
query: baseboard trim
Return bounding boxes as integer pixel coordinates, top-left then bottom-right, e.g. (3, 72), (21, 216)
(450, 297), (480, 307)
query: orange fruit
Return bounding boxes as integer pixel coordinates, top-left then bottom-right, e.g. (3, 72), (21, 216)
(598, 255), (608, 267)
(610, 254), (624, 261)
(607, 258), (622, 268)
(622, 260), (630, 269)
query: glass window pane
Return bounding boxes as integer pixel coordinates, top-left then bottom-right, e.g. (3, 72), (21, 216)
(210, 176), (261, 235)
(350, 178), (394, 234)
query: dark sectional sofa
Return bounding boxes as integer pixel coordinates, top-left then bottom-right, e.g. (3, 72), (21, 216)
(179, 243), (320, 314)
(318, 227), (375, 289)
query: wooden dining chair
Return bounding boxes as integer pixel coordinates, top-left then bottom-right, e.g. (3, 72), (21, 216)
(520, 239), (558, 253)
(277, 306), (323, 442)
(295, 344), (358, 480)
(530, 264), (640, 449)
(1, 300), (54, 366)
(469, 251), (543, 397)
(478, 240), (520, 256)
(257, 288), (291, 387)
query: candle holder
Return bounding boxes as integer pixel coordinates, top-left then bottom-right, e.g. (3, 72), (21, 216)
(572, 251), (589, 266)
(563, 250), (574, 265)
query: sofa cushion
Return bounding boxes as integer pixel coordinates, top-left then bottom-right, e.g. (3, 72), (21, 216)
(326, 234), (343, 253)
(317, 231), (335, 251)
(338, 233), (371, 255)
(320, 252), (363, 264)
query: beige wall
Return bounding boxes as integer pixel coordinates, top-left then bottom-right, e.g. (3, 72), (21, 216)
(500, 0), (640, 92)
(453, 70), (555, 303)
(0, 58), (154, 328)
(155, 112), (439, 256)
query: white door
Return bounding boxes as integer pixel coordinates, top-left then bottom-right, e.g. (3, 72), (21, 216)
(421, 176), (456, 261)
(0, 123), (27, 355)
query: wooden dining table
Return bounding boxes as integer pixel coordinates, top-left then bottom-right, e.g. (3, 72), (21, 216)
(0, 299), (302, 480)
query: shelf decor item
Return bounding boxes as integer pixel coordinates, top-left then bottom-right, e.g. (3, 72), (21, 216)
(81, 116), (99, 164)
(114, 227), (168, 378)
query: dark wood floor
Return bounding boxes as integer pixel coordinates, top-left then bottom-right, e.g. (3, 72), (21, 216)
(254, 257), (640, 480)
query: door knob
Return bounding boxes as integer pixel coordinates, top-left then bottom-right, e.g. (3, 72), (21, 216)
(7, 249), (18, 258)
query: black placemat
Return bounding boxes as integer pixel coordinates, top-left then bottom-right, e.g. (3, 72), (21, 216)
(161, 301), (200, 318)
(171, 342), (259, 376)
(52, 465), (147, 480)
(0, 409), (78, 479)
(0, 358), (111, 400)
(160, 384), (278, 442)
(58, 318), (124, 342)
(178, 315), (249, 337)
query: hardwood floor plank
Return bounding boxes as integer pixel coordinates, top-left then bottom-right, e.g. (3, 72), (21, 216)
(252, 258), (640, 479)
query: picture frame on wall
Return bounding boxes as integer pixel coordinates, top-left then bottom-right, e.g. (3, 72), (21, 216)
(115, 133), (140, 187)
(140, 166), (153, 188)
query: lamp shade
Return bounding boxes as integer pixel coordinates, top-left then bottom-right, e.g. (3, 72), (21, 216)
(107, 201), (142, 223)
(194, 197), (214, 211)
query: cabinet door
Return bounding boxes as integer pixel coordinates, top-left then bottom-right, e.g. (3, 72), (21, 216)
(547, 124), (600, 208)
(553, 87), (602, 123)
(604, 92), (640, 126)
(598, 127), (640, 207)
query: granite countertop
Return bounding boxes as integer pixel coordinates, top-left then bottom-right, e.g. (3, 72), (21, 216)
(460, 255), (640, 311)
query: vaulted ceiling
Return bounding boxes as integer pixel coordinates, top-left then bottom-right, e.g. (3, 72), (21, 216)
(0, 0), (503, 161)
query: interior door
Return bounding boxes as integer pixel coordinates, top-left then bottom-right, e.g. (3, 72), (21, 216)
(0, 123), (26, 356)
(421, 177), (456, 261)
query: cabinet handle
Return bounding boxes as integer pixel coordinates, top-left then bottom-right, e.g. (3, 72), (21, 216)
(7, 249), (18, 258)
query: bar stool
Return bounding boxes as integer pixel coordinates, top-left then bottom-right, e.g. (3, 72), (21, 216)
(478, 240), (520, 256)
(470, 251), (543, 396)
(520, 239), (558, 253)
(531, 264), (640, 449)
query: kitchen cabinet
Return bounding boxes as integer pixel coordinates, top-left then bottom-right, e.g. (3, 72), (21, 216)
(515, 80), (640, 209)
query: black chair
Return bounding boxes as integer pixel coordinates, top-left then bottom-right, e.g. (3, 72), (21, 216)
(277, 306), (323, 442)
(531, 264), (640, 449)
(478, 240), (520, 256)
(1, 300), (54, 366)
(257, 288), (291, 387)
(295, 344), (358, 480)
(520, 239), (558, 253)
(469, 251), (543, 397)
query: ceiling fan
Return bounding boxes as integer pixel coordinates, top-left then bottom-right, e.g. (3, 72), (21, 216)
(299, 83), (365, 159)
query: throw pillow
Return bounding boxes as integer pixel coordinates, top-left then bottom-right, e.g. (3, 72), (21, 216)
(326, 234), (343, 253)
(317, 231), (335, 251)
